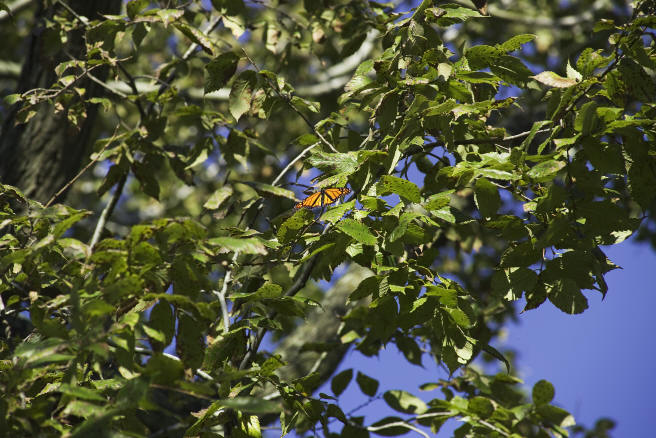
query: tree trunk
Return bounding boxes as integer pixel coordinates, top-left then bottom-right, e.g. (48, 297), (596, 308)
(0, 0), (121, 203)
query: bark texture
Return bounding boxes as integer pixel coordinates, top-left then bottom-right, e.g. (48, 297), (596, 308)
(0, 0), (121, 203)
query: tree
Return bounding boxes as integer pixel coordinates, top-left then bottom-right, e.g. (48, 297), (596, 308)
(0, 0), (654, 436)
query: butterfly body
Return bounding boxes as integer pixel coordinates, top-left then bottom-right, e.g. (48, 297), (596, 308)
(294, 187), (351, 209)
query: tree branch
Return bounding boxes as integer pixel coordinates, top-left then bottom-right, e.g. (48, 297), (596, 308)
(242, 49), (339, 153)
(89, 172), (127, 249)
(0, 0), (33, 23)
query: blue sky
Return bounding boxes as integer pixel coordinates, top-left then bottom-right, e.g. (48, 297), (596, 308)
(289, 179), (656, 436)
(316, 236), (656, 436)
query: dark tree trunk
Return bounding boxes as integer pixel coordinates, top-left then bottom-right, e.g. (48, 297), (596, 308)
(0, 0), (121, 203)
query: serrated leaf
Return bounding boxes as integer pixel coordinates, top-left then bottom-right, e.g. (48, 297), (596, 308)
(229, 70), (258, 121)
(377, 175), (421, 203)
(446, 307), (471, 328)
(474, 177), (500, 218)
(547, 278), (588, 314)
(396, 337), (423, 366)
(203, 186), (233, 210)
(349, 276), (380, 301)
(424, 190), (453, 210)
(531, 71), (578, 88)
(574, 101), (600, 135)
(209, 237), (267, 255)
(277, 209), (314, 244)
(205, 52), (239, 93)
(500, 241), (541, 267)
(526, 159), (565, 181)
(176, 23), (214, 55)
(337, 219), (377, 246)
(498, 34), (536, 52)
(307, 152), (358, 174)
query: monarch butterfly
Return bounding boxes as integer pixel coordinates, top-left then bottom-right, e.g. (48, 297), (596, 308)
(294, 187), (351, 209)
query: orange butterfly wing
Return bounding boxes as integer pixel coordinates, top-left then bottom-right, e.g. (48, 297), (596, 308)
(295, 188), (351, 209)
(295, 191), (323, 209)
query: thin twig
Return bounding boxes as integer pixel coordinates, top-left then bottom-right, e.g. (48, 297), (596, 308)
(241, 49), (339, 153)
(45, 130), (116, 207)
(215, 262), (235, 334)
(367, 422), (430, 438)
(238, 242), (324, 370)
(86, 71), (128, 98)
(271, 141), (320, 186)
(402, 127), (553, 160)
(150, 14), (222, 106)
(479, 419), (510, 436)
(89, 172), (127, 249)
(116, 62), (147, 120)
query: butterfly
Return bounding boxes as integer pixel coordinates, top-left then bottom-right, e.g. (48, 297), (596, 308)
(294, 187), (351, 209)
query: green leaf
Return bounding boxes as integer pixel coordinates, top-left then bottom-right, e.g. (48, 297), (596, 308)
(574, 101), (600, 135)
(424, 190), (453, 211)
(331, 369), (353, 396)
(446, 307), (472, 328)
(177, 313), (204, 369)
(500, 241), (541, 267)
(531, 71), (578, 88)
(205, 52), (240, 93)
(277, 209), (313, 244)
(547, 278), (589, 314)
(383, 390), (427, 414)
(203, 186), (233, 210)
(520, 120), (552, 151)
(219, 397), (281, 414)
(468, 396), (494, 418)
(526, 159), (565, 182)
(15, 338), (73, 367)
(349, 276), (380, 301)
(249, 182), (296, 201)
(490, 55), (533, 85)
(229, 70), (258, 120)
(58, 384), (106, 402)
(356, 372), (379, 396)
(321, 200), (356, 224)
(208, 237), (268, 255)
(211, 0), (245, 16)
(481, 344), (511, 373)
(536, 404), (575, 428)
(307, 151), (358, 174)
(290, 95), (320, 114)
(175, 23), (214, 55)
(148, 300), (175, 347)
(532, 380), (555, 405)
(465, 45), (501, 70)
(369, 416), (411, 436)
(426, 286), (457, 307)
(337, 219), (377, 246)
(377, 175), (421, 203)
(133, 155), (161, 199)
(474, 177), (500, 218)
(396, 336), (423, 366)
(498, 34), (536, 52)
